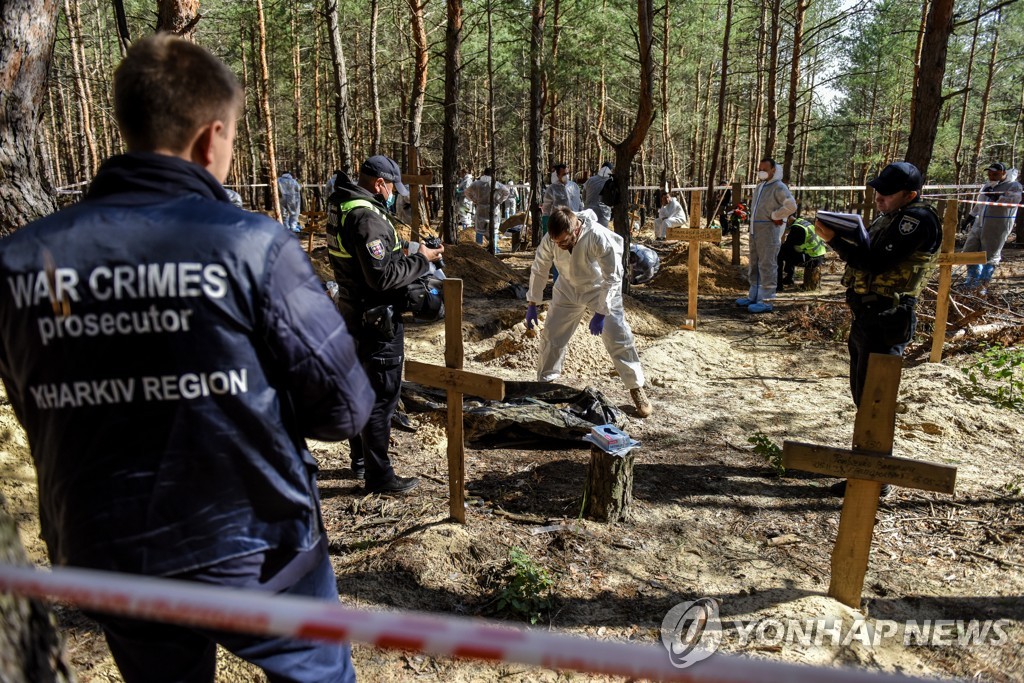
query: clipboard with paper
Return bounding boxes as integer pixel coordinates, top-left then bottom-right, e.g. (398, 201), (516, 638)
(814, 211), (870, 248)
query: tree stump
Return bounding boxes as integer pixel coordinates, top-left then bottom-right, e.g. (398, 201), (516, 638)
(584, 445), (635, 523)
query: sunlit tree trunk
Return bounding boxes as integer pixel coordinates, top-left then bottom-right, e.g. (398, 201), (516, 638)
(255, 0), (281, 220)
(952, 0), (982, 184)
(442, 0), (462, 243)
(706, 0), (733, 226)
(156, 0), (200, 38)
(969, 20), (999, 177)
(781, 0), (805, 184)
(326, 0), (353, 174)
(529, 0), (545, 246)
(369, 0), (382, 155)
(906, 0), (954, 177)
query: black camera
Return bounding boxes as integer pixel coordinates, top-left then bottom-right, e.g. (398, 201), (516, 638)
(422, 235), (445, 271)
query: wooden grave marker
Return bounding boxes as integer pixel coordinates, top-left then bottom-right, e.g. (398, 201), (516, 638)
(403, 279), (505, 523)
(929, 199), (985, 363)
(402, 146), (434, 242)
(665, 225), (722, 330)
(302, 211), (328, 255)
(781, 354), (958, 609)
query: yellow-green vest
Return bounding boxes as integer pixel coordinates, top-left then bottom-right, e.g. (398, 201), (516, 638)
(326, 198), (401, 260)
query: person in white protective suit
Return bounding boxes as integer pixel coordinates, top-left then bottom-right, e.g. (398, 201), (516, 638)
(464, 168), (512, 249)
(541, 163), (583, 234)
(501, 181), (519, 220)
(654, 190), (687, 240)
(583, 162), (614, 227)
(525, 207), (653, 418)
(962, 162), (1022, 291)
(736, 157), (797, 313)
(277, 171), (302, 232)
(455, 170), (474, 232)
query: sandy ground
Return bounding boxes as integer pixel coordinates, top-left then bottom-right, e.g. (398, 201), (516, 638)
(2, 226), (1023, 682)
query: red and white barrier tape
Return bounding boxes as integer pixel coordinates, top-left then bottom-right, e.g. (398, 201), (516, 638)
(0, 563), (943, 683)
(958, 198), (1024, 209)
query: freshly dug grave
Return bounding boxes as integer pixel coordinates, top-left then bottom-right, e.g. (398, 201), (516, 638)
(647, 241), (749, 293)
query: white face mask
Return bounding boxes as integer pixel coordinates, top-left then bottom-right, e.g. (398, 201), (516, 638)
(757, 170), (770, 181)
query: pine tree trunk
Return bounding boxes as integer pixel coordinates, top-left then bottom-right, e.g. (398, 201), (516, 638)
(661, 2), (671, 178)
(909, 0), (930, 127)
(906, 0), (954, 177)
(0, 1), (75, 675)
(0, 0), (59, 234)
(156, 0), (200, 38)
(486, 0), (498, 254)
(255, 0), (281, 220)
(63, 0), (98, 179)
(952, 0), (982, 184)
(291, 3), (303, 177)
(781, 0), (805, 184)
(609, 0), (655, 286)
(326, 0), (353, 174)
(442, 0), (463, 243)
(969, 22), (999, 177)
(369, 0), (382, 156)
(407, 0), (429, 155)
(529, 0), (546, 247)
(705, 0), (733, 227)
(763, 0), (781, 157)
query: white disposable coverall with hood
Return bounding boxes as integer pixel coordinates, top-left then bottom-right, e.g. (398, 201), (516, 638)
(277, 173), (302, 231)
(527, 210), (646, 390)
(465, 175), (512, 245)
(965, 168), (1022, 267)
(583, 166), (614, 227)
(746, 163), (797, 302)
(654, 196), (687, 240)
(542, 172), (583, 215)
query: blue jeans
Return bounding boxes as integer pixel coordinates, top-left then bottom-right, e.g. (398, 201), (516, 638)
(94, 551), (355, 683)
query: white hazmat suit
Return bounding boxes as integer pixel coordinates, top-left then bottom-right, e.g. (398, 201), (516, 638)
(542, 172), (583, 216)
(583, 166), (614, 227)
(464, 175), (512, 247)
(743, 163), (796, 304)
(965, 168), (1022, 268)
(527, 210), (646, 391)
(654, 196), (687, 240)
(277, 172), (302, 232)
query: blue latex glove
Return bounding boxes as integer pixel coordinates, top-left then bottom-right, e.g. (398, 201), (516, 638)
(589, 312), (605, 336)
(526, 304), (539, 330)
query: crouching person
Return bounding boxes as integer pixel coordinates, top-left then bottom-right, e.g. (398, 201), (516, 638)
(0, 34), (374, 682)
(525, 208), (653, 417)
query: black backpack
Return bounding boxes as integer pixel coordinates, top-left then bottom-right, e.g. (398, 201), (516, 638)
(600, 176), (621, 207)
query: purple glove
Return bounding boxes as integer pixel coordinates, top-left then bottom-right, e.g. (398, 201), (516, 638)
(526, 304), (539, 330)
(589, 313), (605, 336)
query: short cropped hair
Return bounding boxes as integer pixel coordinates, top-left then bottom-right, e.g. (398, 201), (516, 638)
(548, 207), (576, 238)
(114, 33), (242, 152)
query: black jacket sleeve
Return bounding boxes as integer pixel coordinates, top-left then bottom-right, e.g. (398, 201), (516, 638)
(828, 204), (940, 274)
(350, 208), (430, 293)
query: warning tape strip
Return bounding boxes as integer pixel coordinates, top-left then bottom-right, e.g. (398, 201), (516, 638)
(0, 564), (943, 683)
(957, 198), (1024, 209)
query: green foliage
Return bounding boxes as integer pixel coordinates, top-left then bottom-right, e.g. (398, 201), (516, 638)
(748, 432), (784, 476)
(960, 344), (1024, 413)
(493, 547), (554, 625)
(1003, 474), (1024, 497)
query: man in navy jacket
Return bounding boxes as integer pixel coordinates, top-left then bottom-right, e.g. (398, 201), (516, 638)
(0, 35), (371, 682)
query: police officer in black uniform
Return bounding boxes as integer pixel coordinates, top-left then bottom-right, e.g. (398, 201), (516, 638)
(327, 155), (444, 494)
(816, 162), (940, 495)
(817, 162), (940, 405)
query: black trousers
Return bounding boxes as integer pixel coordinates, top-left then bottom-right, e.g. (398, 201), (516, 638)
(847, 300), (917, 406)
(349, 323), (404, 487)
(777, 243), (823, 284)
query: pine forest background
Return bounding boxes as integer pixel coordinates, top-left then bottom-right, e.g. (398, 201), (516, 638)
(45, 0), (1024, 209)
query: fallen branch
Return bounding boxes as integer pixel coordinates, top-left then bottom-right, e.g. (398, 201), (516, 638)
(962, 548), (1024, 569)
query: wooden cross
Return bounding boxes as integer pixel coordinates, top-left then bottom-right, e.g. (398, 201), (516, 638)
(403, 279), (505, 523)
(302, 211), (328, 255)
(665, 227), (722, 330)
(853, 186), (876, 224)
(929, 199), (985, 363)
(402, 147), (434, 243)
(688, 190), (702, 229)
(781, 354), (958, 609)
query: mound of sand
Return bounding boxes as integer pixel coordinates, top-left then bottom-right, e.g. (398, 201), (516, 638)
(648, 242), (748, 293)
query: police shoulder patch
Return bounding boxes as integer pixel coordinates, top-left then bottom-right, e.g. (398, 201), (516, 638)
(367, 238), (386, 260)
(898, 216), (920, 235)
